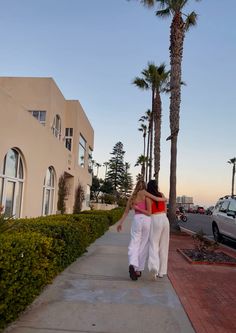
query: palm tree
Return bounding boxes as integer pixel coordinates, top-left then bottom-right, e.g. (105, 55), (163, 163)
(139, 109), (152, 182)
(228, 158), (236, 197)
(135, 155), (148, 178)
(139, 0), (199, 227)
(133, 62), (169, 185)
(138, 122), (147, 157)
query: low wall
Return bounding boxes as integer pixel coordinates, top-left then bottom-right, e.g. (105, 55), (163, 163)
(90, 203), (118, 211)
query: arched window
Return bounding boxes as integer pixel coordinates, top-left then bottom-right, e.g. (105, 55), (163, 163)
(0, 148), (24, 218)
(42, 167), (55, 215)
(52, 115), (61, 139)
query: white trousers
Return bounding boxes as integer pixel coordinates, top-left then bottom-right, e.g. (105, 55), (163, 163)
(148, 213), (170, 275)
(128, 214), (151, 271)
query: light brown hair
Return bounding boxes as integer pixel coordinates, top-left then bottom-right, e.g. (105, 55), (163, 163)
(129, 179), (146, 208)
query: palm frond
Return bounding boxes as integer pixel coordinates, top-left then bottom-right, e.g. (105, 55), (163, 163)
(139, 115), (148, 122)
(185, 11), (198, 31)
(156, 7), (171, 18)
(133, 77), (149, 89)
(228, 158), (236, 164)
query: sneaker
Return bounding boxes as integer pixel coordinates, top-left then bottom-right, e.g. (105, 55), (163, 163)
(136, 271), (142, 278)
(158, 273), (164, 278)
(129, 265), (138, 281)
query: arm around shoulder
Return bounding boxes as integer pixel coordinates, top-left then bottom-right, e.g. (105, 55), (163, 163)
(144, 190), (167, 202)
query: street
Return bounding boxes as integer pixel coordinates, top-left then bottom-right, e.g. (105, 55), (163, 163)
(178, 213), (236, 250)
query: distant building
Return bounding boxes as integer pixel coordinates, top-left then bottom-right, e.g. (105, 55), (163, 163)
(176, 195), (193, 210)
(0, 77), (94, 218)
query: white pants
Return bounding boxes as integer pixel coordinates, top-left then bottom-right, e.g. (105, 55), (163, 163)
(148, 213), (170, 275)
(128, 214), (151, 271)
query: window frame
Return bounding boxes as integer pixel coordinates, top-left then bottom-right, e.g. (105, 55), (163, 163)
(78, 134), (86, 167)
(42, 166), (55, 216)
(52, 114), (62, 139)
(29, 110), (46, 126)
(219, 200), (230, 213)
(65, 127), (73, 151)
(0, 148), (24, 218)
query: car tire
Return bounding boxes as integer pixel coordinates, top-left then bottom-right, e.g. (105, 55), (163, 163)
(212, 223), (222, 242)
(181, 216), (187, 222)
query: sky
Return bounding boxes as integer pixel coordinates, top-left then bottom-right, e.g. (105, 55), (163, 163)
(0, 0), (235, 207)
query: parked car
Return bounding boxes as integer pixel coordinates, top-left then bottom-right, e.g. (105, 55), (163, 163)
(196, 206), (205, 214)
(206, 206), (214, 215)
(211, 196), (236, 242)
(187, 207), (194, 213)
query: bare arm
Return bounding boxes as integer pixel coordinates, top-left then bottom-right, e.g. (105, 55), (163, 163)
(116, 198), (131, 232)
(133, 205), (151, 216)
(143, 190), (167, 202)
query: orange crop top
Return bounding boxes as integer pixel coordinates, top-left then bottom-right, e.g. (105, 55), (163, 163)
(152, 200), (165, 214)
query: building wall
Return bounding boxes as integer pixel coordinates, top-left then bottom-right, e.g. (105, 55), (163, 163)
(0, 77), (94, 217)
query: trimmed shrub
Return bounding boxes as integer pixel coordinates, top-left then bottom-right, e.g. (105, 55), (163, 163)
(0, 232), (62, 329)
(0, 209), (124, 330)
(81, 207), (124, 226)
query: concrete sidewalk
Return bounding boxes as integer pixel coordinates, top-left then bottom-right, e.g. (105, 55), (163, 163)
(5, 213), (194, 333)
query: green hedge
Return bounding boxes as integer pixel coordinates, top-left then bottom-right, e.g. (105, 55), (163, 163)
(81, 207), (124, 226)
(0, 232), (62, 328)
(14, 214), (109, 268)
(0, 208), (123, 330)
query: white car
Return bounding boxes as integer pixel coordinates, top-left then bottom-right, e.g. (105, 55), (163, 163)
(211, 196), (236, 242)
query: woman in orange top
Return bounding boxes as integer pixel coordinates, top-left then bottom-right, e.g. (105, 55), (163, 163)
(146, 180), (169, 279)
(117, 179), (166, 281)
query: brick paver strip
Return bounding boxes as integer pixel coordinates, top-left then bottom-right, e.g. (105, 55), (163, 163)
(168, 233), (236, 333)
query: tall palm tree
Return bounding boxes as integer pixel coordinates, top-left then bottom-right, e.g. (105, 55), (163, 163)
(138, 122), (147, 157)
(228, 158), (236, 197)
(133, 62), (169, 186)
(139, 109), (152, 182)
(139, 0), (199, 226)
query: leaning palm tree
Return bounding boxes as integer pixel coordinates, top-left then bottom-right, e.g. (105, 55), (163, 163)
(228, 158), (236, 197)
(139, 0), (199, 227)
(133, 62), (169, 186)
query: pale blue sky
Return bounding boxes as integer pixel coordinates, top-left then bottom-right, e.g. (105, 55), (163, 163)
(0, 0), (235, 206)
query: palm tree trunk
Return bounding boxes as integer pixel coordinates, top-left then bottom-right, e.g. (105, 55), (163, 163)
(145, 126), (150, 182)
(143, 135), (146, 158)
(168, 12), (185, 228)
(232, 163), (235, 196)
(149, 91), (154, 181)
(153, 90), (162, 186)
(168, 136), (178, 225)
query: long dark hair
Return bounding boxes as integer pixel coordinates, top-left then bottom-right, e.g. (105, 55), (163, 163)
(147, 180), (162, 208)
